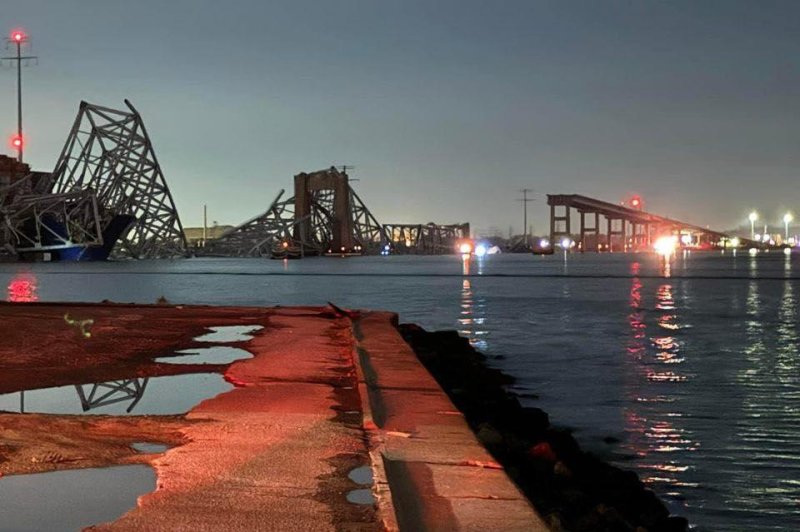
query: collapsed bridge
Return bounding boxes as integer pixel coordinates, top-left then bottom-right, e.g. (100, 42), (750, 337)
(203, 167), (470, 257)
(0, 101), (468, 261)
(0, 100), (186, 260)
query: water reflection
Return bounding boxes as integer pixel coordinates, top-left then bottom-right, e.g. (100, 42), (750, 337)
(458, 279), (489, 352)
(623, 264), (696, 506)
(7, 273), (38, 302)
(8, 378), (148, 414)
(730, 277), (800, 519)
(0, 373), (231, 415)
(75, 378), (149, 413)
(0, 465), (156, 531)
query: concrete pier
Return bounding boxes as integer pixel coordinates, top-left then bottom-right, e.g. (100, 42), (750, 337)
(0, 303), (546, 531)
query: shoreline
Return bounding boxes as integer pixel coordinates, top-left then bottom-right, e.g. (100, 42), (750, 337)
(399, 323), (689, 532)
(1, 302), (546, 530)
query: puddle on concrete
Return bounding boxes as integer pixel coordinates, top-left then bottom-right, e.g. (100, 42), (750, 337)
(0, 373), (232, 415)
(131, 442), (169, 454)
(0, 465), (154, 531)
(194, 325), (263, 343)
(155, 346), (253, 365)
(348, 465), (373, 486)
(346, 488), (376, 505)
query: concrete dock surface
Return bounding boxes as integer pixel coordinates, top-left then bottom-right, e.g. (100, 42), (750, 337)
(0, 303), (546, 531)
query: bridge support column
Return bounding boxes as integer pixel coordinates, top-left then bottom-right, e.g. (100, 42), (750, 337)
(580, 212), (585, 252)
(550, 204), (571, 245)
(608, 218), (627, 252)
(579, 211), (600, 252)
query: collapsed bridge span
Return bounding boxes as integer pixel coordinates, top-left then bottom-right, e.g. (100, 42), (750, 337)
(203, 167), (469, 257)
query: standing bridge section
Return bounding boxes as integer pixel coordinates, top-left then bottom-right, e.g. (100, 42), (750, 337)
(548, 194), (742, 251)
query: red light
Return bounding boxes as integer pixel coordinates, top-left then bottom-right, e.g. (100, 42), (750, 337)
(10, 134), (23, 150)
(10, 29), (26, 42)
(632, 199), (640, 206)
(8, 275), (38, 302)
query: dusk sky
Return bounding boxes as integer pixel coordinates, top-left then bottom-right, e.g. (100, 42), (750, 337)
(4, 1), (800, 235)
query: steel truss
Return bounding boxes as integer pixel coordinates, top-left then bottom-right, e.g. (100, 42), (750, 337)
(205, 167), (469, 257)
(204, 189), (309, 257)
(206, 167), (388, 257)
(384, 222), (471, 254)
(50, 100), (187, 258)
(349, 186), (386, 253)
(0, 174), (104, 257)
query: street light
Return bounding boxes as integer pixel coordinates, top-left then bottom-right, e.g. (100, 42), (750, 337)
(749, 211), (758, 239)
(784, 213), (793, 240)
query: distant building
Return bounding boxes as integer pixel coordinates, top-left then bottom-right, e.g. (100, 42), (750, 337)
(184, 225), (235, 247)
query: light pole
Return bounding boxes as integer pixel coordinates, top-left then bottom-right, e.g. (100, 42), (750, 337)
(3, 29), (36, 163)
(783, 213), (793, 241)
(749, 211), (758, 240)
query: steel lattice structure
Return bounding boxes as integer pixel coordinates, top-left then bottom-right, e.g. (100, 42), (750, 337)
(384, 223), (471, 254)
(0, 172), (104, 257)
(349, 186), (386, 253)
(50, 100), (187, 258)
(204, 190), (307, 257)
(206, 167), (388, 257)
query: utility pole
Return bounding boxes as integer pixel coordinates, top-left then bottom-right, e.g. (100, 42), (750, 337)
(3, 29), (37, 163)
(203, 204), (208, 245)
(516, 189), (535, 247)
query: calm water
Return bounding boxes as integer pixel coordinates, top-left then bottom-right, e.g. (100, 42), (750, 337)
(2, 251), (799, 531)
(0, 466), (155, 531)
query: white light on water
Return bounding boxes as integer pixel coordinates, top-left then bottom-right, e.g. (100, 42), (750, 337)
(474, 244), (487, 257)
(654, 236), (678, 256)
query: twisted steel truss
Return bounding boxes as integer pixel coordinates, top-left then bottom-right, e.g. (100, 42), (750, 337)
(50, 100), (187, 258)
(0, 172), (104, 257)
(384, 223), (471, 254)
(349, 186), (386, 253)
(204, 190), (305, 257)
(206, 167), (388, 257)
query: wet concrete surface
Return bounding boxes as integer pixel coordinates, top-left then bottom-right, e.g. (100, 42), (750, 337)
(0, 302), (544, 531)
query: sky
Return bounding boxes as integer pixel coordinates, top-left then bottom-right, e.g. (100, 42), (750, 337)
(3, 0), (800, 235)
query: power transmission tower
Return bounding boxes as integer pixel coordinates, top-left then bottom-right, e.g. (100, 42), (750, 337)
(516, 189), (535, 247)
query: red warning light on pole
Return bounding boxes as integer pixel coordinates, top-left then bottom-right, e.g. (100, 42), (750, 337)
(10, 134), (23, 151)
(10, 29), (27, 42)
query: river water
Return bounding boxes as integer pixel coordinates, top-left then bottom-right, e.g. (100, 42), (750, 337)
(2, 251), (798, 531)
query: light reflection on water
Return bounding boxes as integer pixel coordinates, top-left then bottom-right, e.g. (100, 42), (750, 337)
(459, 278), (489, 352)
(2, 252), (800, 530)
(7, 272), (38, 302)
(623, 265), (698, 511)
